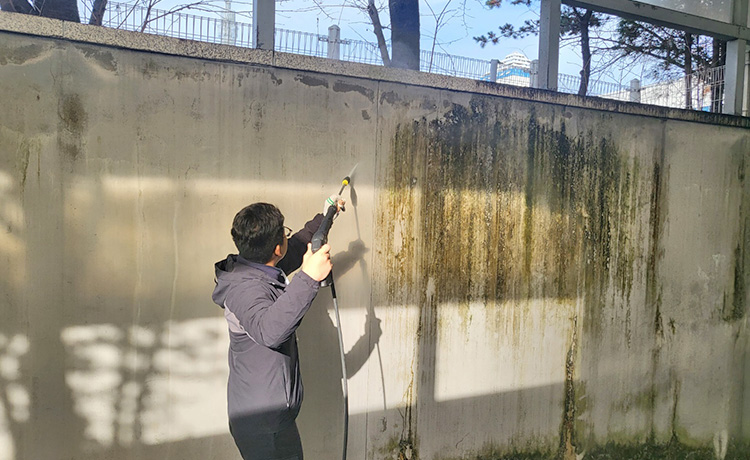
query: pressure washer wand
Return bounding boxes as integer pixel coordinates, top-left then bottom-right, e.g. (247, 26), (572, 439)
(310, 170), (355, 460)
(311, 172), (354, 287)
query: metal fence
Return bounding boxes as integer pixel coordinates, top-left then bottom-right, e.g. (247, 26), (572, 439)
(276, 28), (328, 59)
(90, 2), (725, 113)
(590, 66), (726, 112)
(97, 2), (254, 46)
(558, 73), (631, 98)
(274, 26), (496, 79)
(640, 66), (725, 112)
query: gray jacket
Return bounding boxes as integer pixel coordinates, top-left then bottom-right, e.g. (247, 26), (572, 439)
(212, 214), (323, 434)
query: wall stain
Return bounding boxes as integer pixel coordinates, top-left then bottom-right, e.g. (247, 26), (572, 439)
(16, 138), (40, 196)
(558, 316), (579, 460)
(647, 160), (665, 338)
(419, 97), (437, 111)
(728, 228), (747, 321)
(269, 72), (282, 86)
(141, 58), (160, 79)
(645, 154), (666, 441)
(0, 43), (44, 65)
(173, 66), (212, 82)
(295, 74), (328, 88)
(376, 93), (656, 458)
(398, 367), (417, 460)
(332, 80), (374, 103)
(57, 93), (88, 161)
(380, 91), (401, 105)
(79, 46), (117, 72)
(427, 437), (750, 460)
(380, 97), (641, 310)
(726, 154), (747, 321)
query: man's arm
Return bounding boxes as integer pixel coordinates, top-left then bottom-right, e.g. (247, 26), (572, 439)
(278, 214), (324, 274)
(228, 272), (320, 349)
(229, 242), (332, 349)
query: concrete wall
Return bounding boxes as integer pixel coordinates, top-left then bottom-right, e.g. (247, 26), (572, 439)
(1, 12), (749, 460)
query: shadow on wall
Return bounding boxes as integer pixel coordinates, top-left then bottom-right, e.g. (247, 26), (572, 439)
(0, 194), (381, 460)
(1, 317), (744, 460)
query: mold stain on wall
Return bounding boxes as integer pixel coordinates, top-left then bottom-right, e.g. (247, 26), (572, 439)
(57, 93), (88, 162)
(374, 94), (655, 458)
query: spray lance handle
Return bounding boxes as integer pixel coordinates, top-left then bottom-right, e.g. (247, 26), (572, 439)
(311, 205), (338, 287)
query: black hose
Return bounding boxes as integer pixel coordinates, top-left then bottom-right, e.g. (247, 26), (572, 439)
(312, 169), (357, 460)
(311, 204), (349, 460)
(329, 278), (349, 460)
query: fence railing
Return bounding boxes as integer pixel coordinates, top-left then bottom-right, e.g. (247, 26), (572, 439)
(276, 28), (328, 59)
(100, 2), (254, 46)
(92, 2), (725, 113)
(640, 66), (725, 112)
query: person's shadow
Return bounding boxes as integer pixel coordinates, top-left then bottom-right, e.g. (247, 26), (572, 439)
(295, 238), (383, 458)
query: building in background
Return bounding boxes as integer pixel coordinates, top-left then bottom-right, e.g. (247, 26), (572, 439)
(480, 52), (532, 87)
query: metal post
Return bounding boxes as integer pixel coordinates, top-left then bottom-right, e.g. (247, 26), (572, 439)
(530, 59), (539, 88)
(221, 0), (236, 45)
(629, 78), (641, 103)
(490, 59), (499, 82)
(725, 40), (747, 114)
(328, 25), (341, 60)
(724, 0), (748, 114)
(744, 46), (750, 116)
(252, 0), (275, 50)
(538, 0), (561, 90)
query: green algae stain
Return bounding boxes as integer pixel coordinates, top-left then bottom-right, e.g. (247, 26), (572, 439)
(17, 139), (32, 192)
(435, 445), (553, 460)
(727, 154), (748, 322)
(376, 94), (657, 458)
(728, 230), (747, 321)
(377, 435), (419, 460)
(583, 439), (750, 460)
(432, 439), (750, 460)
(58, 93), (88, 161)
(378, 94), (651, 334)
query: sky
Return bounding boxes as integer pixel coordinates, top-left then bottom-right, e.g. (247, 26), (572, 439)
(273, 0), (567, 70)
(91, 0), (653, 85)
(270, 0), (644, 83)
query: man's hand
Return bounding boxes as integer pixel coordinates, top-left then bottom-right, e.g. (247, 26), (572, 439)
(301, 243), (333, 282)
(323, 195), (346, 215)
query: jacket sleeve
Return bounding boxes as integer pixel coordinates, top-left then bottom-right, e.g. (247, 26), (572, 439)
(227, 271), (320, 349)
(277, 213), (325, 274)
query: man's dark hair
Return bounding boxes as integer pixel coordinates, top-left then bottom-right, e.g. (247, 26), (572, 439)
(231, 203), (285, 263)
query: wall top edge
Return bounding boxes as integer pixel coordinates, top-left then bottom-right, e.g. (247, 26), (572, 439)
(1, 10), (748, 129)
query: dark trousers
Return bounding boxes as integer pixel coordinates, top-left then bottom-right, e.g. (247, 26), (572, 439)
(230, 420), (303, 460)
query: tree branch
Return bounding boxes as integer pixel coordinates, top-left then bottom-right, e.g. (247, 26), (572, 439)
(367, 0), (391, 66)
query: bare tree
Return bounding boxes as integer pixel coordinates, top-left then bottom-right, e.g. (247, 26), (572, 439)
(367, 0), (391, 66)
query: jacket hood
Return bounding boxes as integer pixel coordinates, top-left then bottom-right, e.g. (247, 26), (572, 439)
(213, 255), (240, 308)
(212, 254), (284, 308)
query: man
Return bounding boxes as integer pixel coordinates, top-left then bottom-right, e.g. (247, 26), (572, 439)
(212, 199), (341, 460)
